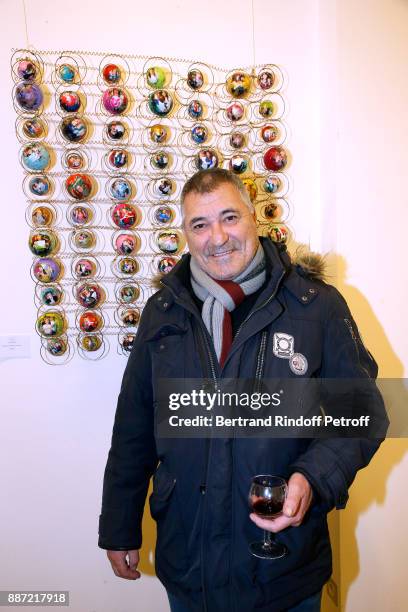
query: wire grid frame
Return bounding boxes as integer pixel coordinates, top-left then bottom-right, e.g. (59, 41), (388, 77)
(11, 48), (291, 364)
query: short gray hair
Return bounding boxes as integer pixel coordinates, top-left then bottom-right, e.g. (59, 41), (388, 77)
(180, 168), (254, 215)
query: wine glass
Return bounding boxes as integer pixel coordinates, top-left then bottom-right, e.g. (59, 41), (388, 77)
(248, 474), (288, 559)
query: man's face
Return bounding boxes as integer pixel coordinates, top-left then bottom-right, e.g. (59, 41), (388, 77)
(182, 182), (259, 280)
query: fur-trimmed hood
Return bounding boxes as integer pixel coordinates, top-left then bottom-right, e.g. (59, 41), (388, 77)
(150, 244), (327, 290)
(293, 246), (327, 281)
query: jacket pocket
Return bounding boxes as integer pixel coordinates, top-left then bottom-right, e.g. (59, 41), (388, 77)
(149, 465), (177, 520)
(149, 332), (187, 379)
(252, 511), (330, 607)
(149, 465), (191, 579)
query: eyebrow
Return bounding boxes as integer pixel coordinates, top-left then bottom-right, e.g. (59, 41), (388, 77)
(188, 208), (241, 226)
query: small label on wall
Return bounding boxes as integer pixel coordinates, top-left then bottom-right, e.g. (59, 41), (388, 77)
(0, 335), (31, 359)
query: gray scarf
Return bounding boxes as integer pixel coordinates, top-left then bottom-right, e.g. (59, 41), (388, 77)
(190, 243), (266, 365)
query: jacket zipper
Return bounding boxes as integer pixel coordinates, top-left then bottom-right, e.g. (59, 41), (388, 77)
(198, 325), (218, 389)
(165, 274), (285, 612)
(195, 324), (216, 612)
(254, 330), (268, 389)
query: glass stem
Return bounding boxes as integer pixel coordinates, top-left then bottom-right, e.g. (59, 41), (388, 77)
(263, 529), (274, 549)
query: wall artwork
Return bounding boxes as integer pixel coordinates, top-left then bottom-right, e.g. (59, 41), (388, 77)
(12, 48), (290, 363)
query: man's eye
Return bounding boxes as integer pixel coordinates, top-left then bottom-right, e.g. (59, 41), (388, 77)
(224, 215), (239, 223)
(192, 223), (207, 231)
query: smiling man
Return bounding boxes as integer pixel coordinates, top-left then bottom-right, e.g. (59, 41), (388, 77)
(99, 169), (385, 612)
(182, 179), (259, 280)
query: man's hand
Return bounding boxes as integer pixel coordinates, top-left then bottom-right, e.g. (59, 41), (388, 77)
(107, 550), (141, 580)
(250, 472), (313, 533)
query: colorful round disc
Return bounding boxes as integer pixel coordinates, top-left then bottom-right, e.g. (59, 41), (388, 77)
(188, 100), (203, 119)
(157, 231), (180, 254)
(187, 69), (204, 90)
(121, 308), (140, 326)
(81, 334), (102, 352)
(73, 229), (95, 249)
(17, 60), (37, 81)
(59, 64), (76, 83)
(146, 66), (166, 89)
(29, 176), (51, 197)
(33, 258), (61, 283)
(109, 178), (132, 200)
(106, 120), (126, 140)
(226, 102), (244, 122)
(259, 100), (274, 118)
(115, 233), (138, 255)
(148, 90), (173, 116)
(103, 64), (122, 84)
(79, 310), (102, 332)
(41, 286), (62, 306)
(64, 150), (85, 170)
(66, 173), (92, 200)
(264, 176), (281, 193)
(229, 155), (248, 174)
(29, 230), (58, 256)
(74, 258), (96, 278)
(70, 205), (92, 226)
(102, 88), (129, 115)
(153, 205), (173, 225)
(22, 118), (45, 139)
(258, 70), (275, 90)
(155, 178), (173, 196)
(108, 149), (128, 169)
(151, 151), (169, 170)
(37, 311), (65, 337)
(158, 256), (177, 274)
(196, 149), (219, 170)
(119, 284), (139, 303)
(16, 83), (43, 111)
(22, 144), (50, 172)
(230, 131), (245, 149)
(32, 205), (53, 226)
(242, 178), (257, 203)
(263, 202), (278, 219)
(122, 333), (136, 352)
(191, 124), (208, 144)
(59, 91), (81, 112)
(111, 203), (138, 228)
(263, 147), (287, 171)
(150, 124), (168, 143)
(226, 72), (251, 98)
(47, 337), (67, 356)
(118, 257), (138, 275)
(261, 125), (278, 143)
(269, 224), (288, 243)
(76, 283), (103, 308)
(60, 116), (87, 142)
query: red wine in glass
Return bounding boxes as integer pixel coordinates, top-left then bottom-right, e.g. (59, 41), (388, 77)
(252, 498), (285, 517)
(249, 475), (288, 559)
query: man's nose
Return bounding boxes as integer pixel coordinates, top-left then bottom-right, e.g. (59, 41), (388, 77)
(210, 221), (228, 246)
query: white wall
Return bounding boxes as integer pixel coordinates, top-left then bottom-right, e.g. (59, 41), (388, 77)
(0, 0), (406, 610)
(330, 0), (408, 610)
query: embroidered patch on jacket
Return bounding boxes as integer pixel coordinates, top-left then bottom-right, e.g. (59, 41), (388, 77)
(273, 332), (295, 359)
(289, 352), (308, 375)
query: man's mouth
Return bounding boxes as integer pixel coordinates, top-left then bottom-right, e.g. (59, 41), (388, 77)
(211, 249), (235, 258)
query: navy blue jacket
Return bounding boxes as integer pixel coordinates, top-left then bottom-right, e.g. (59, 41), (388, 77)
(99, 238), (385, 611)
